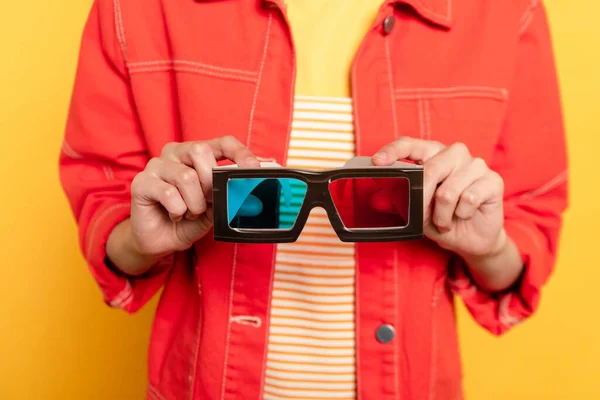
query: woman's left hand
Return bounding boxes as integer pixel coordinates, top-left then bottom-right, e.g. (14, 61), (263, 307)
(372, 137), (506, 259)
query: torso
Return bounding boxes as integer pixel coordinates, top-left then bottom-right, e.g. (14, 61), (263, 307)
(110, 0), (529, 398)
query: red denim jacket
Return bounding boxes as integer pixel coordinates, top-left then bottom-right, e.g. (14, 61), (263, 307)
(59, 0), (568, 398)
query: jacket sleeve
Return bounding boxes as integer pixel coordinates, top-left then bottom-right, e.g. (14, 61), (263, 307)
(449, 1), (569, 335)
(59, 0), (171, 314)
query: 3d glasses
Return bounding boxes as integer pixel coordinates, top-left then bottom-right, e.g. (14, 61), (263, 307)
(212, 156), (423, 243)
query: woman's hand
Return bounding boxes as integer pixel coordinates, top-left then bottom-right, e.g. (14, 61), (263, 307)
(372, 137), (506, 259)
(107, 136), (259, 275)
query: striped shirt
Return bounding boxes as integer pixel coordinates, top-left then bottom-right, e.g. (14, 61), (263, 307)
(263, 96), (357, 400)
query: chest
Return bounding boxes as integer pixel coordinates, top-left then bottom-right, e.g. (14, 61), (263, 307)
(126, 0), (516, 164)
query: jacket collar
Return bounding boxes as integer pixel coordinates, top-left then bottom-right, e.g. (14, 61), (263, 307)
(194, 0), (453, 29)
(395, 0), (453, 28)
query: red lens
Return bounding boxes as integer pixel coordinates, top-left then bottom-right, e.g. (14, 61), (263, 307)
(329, 177), (410, 229)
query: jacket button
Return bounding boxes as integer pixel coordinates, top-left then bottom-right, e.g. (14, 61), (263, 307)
(376, 324), (395, 343)
(382, 15), (395, 35)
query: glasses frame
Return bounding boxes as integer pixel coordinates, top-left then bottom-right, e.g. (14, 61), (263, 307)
(212, 164), (423, 243)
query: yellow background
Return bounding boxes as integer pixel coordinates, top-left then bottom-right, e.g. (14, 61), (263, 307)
(0, 1), (597, 399)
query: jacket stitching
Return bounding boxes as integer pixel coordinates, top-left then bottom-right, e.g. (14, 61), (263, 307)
(417, 99), (432, 139)
(120, 291), (134, 308)
(385, 37), (399, 139)
(518, 12), (535, 36)
(409, 0), (452, 23)
(61, 140), (83, 159)
(354, 246), (362, 400)
(128, 60), (258, 77)
(147, 388), (158, 400)
(396, 92), (507, 101)
(220, 243), (239, 400)
(189, 254), (202, 400)
(423, 100), (431, 140)
(246, 14), (273, 148)
(448, 273), (477, 299)
(518, 0), (539, 36)
(428, 325), (437, 400)
(428, 279), (444, 400)
(393, 248), (400, 399)
(500, 314), (523, 328)
(351, 28), (365, 157)
(109, 280), (133, 308)
(188, 326), (200, 400)
(258, 245), (278, 399)
(423, 100), (432, 139)
(230, 315), (262, 327)
(148, 384), (167, 400)
(102, 165), (115, 181)
(518, 169), (568, 199)
(395, 87), (508, 101)
(85, 203), (130, 265)
(418, 99), (425, 139)
(498, 293), (523, 328)
(280, 23), (295, 166)
(428, 300), (437, 400)
(113, 0), (127, 61)
(128, 65), (258, 84)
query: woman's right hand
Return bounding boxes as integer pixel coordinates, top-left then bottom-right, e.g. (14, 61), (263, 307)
(107, 136), (259, 275)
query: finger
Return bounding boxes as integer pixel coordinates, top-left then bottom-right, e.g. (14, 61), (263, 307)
(372, 137), (446, 166)
(189, 145), (218, 203)
(208, 136), (260, 166)
(131, 173), (187, 221)
(205, 206), (214, 223)
(455, 172), (503, 220)
(422, 143), (472, 213)
(147, 158), (207, 218)
(432, 157), (488, 231)
(165, 137), (259, 167)
(162, 143), (218, 202)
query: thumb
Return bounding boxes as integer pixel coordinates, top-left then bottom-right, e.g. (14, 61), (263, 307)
(205, 205), (214, 223)
(178, 208), (214, 245)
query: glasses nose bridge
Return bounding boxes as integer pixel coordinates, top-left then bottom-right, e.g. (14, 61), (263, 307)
(310, 180), (330, 206)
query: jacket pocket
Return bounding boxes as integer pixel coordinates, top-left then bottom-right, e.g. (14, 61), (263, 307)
(128, 59), (258, 146)
(394, 86), (509, 161)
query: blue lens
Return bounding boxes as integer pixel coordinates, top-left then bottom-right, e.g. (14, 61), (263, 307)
(227, 178), (307, 229)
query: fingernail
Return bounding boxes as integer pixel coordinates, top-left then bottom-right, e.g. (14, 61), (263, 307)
(373, 152), (387, 161)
